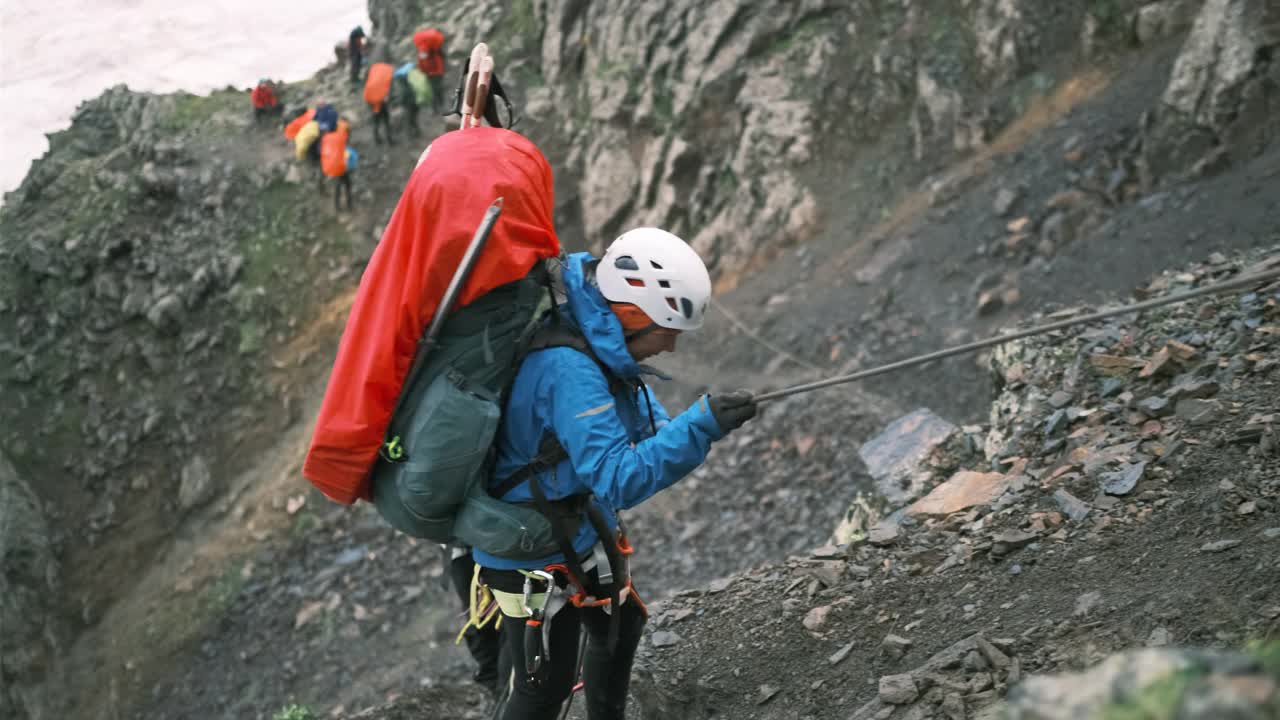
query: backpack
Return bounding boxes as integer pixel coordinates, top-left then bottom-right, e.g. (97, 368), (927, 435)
(251, 82), (278, 109)
(304, 127), (562, 555)
(406, 68), (432, 106)
(364, 63), (394, 112)
(414, 29), (446, 76)
(320, 121), (349, 177)
(283, 107), (315, 140)
(293, 120), (320, 161)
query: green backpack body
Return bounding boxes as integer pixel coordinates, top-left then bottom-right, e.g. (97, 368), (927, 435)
(369, 273), (560, 559)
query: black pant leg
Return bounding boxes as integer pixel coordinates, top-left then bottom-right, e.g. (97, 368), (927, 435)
(498, 604), (582, 720)
(578, 600), (647, 720)
(428, 75), (445, 114)
(449, 553), (504, 693)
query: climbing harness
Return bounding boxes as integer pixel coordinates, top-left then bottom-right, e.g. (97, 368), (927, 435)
(754, 262), (1280, 403)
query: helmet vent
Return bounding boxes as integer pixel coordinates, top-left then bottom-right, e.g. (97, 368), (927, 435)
(658, 280), (671, 288)
(627, 278), (646, 287)
(650, 260), (664, 270)
(614, 256), (639, 271)
(680, 298), (694, 319)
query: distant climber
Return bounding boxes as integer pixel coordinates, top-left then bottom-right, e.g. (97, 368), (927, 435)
(476, 228), (759, 719)
(314, 102), (339, 133)
(320, 119), (356, 211)
(392, 62), (427, 136)
(363, 62), (395, 145)
(348, 25), (367, 86)
(250, 79), (281, 126)
(413, 27), (447, 114)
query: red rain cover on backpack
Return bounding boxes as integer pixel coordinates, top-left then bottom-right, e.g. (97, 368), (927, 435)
(320, 120), (350, 177)
(363, 62), (395, 112)
(303, 127), (561, 504)
(283, 108), (316, 140)
(414, 29), (446, 76)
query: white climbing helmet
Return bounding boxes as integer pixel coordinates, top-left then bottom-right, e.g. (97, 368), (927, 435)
(596, 227), (712, 332)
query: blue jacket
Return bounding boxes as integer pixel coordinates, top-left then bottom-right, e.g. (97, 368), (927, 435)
(473, 253), (725, 570)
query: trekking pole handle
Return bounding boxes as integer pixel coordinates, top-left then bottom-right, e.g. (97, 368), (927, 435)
(753, 263), (1280, 404)
(419, 197), (504, 357)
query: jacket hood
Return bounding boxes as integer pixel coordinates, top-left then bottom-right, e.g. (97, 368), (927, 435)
(562, 252), (643, 379)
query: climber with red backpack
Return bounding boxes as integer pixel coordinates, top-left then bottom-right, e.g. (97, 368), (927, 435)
(302, 46), (754, 717)
(250, 79), (281, 125)
(414, 27), (447, 114)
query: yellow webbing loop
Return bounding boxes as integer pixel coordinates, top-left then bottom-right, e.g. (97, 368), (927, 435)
(454, 562), (503, 645)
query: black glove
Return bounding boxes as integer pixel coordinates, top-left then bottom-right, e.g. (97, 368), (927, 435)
(708, 390), (758, 434)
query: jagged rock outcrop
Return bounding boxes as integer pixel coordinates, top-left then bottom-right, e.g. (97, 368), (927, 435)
(0, 452), (65, 720)
(370, 0), (1151, 282)
(1144, 0), (1280, 177)
(1007, 647), (1280, 719)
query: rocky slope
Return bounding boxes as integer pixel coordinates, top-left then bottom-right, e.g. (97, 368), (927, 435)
(621, 247), (1280, 720)
(0, 63), (420, 719)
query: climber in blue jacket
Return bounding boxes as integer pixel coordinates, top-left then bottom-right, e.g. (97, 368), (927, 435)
(475, 227), (758, 720)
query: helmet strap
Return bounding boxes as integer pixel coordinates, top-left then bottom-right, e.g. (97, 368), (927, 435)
(624, 322), (662, 340)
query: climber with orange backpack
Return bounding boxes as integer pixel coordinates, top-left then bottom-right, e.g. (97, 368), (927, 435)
(414, 27), (447, 114)
(363, 62), (396, 145)
(320, 120), (357, 212)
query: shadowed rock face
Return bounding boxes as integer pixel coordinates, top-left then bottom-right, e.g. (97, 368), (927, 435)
(0, 451), (64, 720)
(369, 0), (1123, 278)
(1145, 0), (1280, 176)
(370, 0), (1273, 285)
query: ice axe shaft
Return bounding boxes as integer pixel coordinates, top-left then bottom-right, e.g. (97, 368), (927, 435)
(389, 197), (504, 423)
(754, 263), (1280, 404)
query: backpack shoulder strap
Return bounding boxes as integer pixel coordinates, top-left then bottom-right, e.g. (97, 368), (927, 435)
(487, 431), (563, 499)
(489, 322), (620, 498)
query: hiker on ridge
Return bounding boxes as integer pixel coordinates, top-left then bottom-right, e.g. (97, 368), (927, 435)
(250, 79), (281, 125)
(475, 228), (759, 719)
(348, 25), (367, 86)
